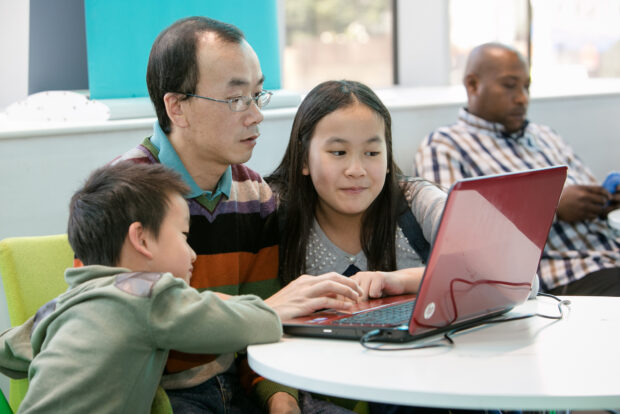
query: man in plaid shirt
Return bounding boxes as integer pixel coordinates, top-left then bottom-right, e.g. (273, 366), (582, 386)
(414, 42), (620, 295)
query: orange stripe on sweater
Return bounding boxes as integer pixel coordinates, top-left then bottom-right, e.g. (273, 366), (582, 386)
(189, 245), (278, 290)
(165, 351), (218, 374)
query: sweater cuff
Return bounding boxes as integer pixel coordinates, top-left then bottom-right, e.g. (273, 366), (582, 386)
(253, 378), (299, 408)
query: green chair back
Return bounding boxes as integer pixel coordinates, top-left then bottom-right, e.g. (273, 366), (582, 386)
(0, 388), (12, 414)
(0, 235), (72, 412)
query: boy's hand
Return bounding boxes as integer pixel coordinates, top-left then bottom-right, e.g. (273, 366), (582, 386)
(351, 268), (425, 301)
(267, 392), (301, 414)
(265, 273), (362, 320)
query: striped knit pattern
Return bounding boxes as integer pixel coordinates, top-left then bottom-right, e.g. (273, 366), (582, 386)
(414, 108), (620, 291)
(114, 138), (280, 381)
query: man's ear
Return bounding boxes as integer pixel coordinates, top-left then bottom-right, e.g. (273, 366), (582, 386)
(127, 222), (154, 260)
(164, 92), (189, 128)
(464, 74), (479, 97)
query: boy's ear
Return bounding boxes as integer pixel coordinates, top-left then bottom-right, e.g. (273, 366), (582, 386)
(127, 222), (154, 260)
(163, 92), (190, 128)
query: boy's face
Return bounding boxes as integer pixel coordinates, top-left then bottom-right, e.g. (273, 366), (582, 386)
(147, 193), (196, 284)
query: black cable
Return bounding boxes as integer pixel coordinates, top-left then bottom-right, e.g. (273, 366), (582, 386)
(445, 292), (570, 341)
(360, 293), (570, 351)
(360, 329), (454, 351)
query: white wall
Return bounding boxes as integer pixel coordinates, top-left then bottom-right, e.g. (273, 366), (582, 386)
(0, 1), (29, 110)
(1, 88), (619, 242)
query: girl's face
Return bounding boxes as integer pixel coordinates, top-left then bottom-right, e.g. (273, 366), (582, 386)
(303, 102), (388, 221)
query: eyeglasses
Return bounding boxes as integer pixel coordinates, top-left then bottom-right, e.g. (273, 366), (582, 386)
(180, 90), (273, 112)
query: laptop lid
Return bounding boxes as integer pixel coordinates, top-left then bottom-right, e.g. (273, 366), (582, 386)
(407, 165), (567, 338)
(282, 166), (567, 341)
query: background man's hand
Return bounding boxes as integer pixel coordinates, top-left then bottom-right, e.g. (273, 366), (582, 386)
(604, 184), (620, 215)
(557, 185), (610, 222)
(265, 273), (362, 320)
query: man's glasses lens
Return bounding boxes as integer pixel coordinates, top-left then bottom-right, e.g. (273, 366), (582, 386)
(181, 90), (272, 112)
(230, 91), (272, 112)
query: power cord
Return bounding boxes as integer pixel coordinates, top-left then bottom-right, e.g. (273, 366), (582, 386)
(360, 293), (570, 351)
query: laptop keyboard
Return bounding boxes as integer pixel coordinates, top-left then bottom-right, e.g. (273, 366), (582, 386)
(332, 300), (415, 326)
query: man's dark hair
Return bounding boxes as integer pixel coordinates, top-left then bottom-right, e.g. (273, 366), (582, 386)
(146, 16), (245, 133)
(68, 162), (190, 266)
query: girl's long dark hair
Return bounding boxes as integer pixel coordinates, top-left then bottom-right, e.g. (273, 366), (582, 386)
(266, 80), (404, 285)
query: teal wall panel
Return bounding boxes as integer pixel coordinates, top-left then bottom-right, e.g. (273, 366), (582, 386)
(84, 0), (281, 99)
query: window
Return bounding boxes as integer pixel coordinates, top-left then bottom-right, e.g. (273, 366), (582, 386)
(530, 0), (620, 82)
(282, 0), (394, 92)
(447, 0), (620, 86)
(448, 0), (529, 85)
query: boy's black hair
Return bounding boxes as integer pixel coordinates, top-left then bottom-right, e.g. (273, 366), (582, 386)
(68, 162), (190, 266)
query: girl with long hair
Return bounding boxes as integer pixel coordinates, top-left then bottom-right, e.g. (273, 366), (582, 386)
(267, 80), (446, 299)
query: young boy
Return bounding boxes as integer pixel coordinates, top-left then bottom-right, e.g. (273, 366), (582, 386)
(0, 162), (282, 413)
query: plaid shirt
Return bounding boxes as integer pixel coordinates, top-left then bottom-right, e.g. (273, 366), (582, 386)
(414, 108), (620, 291)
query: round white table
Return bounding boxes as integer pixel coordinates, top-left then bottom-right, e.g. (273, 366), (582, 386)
(248, 296), (620, 410)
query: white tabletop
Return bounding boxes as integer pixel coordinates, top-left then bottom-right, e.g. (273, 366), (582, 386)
(248, 296), (620, 410)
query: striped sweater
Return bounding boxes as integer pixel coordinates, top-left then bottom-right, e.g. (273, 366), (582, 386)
(113, 136), (283, 396)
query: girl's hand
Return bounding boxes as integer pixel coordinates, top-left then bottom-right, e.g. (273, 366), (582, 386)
(351, 268), (424, 300)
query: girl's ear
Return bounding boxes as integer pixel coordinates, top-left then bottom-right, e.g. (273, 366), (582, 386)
(127, 222), (154, 260)
(302, 156), (310, 176)
(164, 92), (190, 128)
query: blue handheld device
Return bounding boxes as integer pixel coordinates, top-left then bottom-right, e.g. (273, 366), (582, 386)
(602, 171), (620, 194)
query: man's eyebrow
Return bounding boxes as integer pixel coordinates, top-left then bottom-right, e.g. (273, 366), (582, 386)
(498, 75), (523, 81)
(227, 75), (265, 88)
(228, 78), (250, 87)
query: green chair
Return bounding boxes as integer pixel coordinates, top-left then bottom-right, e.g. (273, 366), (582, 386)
(0, 235), (171, 413)
(0, 388), (12, 414)
(0, 234), (73, 412)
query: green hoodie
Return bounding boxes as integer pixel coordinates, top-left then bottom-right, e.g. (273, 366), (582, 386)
(0, 265), (282, 413)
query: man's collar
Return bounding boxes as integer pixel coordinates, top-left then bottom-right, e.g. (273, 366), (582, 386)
(458, 108), (530, 140)
(150, 122), (231, 200)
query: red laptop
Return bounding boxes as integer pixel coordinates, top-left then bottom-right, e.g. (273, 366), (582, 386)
(282, 166), (568, 342)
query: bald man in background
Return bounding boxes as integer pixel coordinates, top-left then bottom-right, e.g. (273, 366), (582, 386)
(414, 42), (620, 296)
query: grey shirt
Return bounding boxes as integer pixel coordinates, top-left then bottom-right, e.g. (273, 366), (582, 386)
(305, 179), (446, 275)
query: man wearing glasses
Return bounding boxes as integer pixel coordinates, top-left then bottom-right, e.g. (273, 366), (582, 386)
(113, 16), (361, 414)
